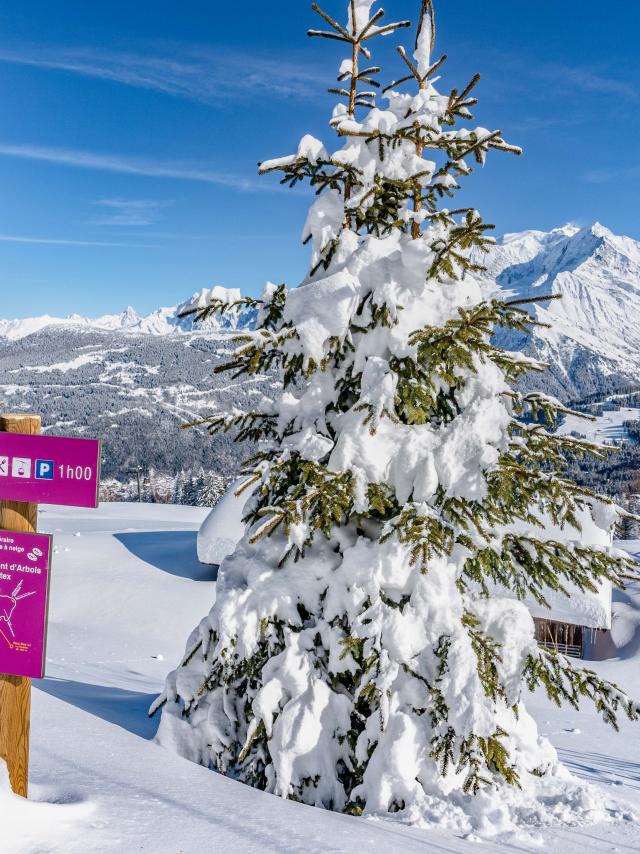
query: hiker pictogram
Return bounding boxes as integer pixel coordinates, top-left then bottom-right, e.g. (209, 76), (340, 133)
(0, 581), (35, 648)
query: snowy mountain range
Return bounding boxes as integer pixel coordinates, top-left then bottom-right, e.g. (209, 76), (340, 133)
(3, 223), (639, 403)
(1, 224), (639, 481)
(476, 223), (640, 400)
(0, 287), (256, 341)
(0, 290), (264, 481)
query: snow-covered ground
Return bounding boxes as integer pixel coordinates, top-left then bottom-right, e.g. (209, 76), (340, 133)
(556, 407), (640, 444)
(6, 502), (640, 854)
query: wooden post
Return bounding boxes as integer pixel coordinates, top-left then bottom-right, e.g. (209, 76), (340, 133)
(0, 412), (41, 798)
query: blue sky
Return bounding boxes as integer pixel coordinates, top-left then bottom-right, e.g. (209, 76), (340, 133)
(0, 1), (638, 318)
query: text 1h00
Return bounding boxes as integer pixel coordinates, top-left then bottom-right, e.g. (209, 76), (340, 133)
(58, 464), (94, 481)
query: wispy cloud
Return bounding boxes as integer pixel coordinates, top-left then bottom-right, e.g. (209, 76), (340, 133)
(114, 230), (291, 241)
(478, 44), (638, 101)
(0, 233), (155, 247)
(584, 165), (640, 184)
(0, 44), (323, 102)
(0, 142), (264, 190)
(90, 198), (170, 226)
(541, 63), (637, 100)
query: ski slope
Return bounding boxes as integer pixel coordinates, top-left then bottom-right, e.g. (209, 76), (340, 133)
(556, 406), (640, 444)
(4, 503), (640, 854)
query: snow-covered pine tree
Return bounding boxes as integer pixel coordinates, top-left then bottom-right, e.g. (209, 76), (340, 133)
(189, 470), (206, 506)
(196, 469), (227, 508)
(154, 0), (640, 833)
(172, 470), (188, 505)
(178, 471), (201, 507)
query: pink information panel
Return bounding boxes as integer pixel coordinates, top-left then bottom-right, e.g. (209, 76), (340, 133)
(0, 433), (101, 508)
(0, 531), (52, 679)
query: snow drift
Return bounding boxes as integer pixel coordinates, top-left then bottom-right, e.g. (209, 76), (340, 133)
(197, 482), (249, 566)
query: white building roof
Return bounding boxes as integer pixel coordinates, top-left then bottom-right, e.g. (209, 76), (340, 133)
(512, 508), (613, 630)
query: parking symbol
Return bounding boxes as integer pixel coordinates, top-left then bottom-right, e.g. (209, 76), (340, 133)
(12, 457), (32, 478)
(0, 456), (8, 477)
(35, 460), (55, 480)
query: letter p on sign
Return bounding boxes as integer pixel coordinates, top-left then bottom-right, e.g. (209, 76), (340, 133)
(35, 460), (54, 480)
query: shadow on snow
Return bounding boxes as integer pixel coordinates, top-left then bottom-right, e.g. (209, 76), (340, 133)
(37, 677), (158, 739)
(114, 530), (218, 582)
(558, 747), (640, 791)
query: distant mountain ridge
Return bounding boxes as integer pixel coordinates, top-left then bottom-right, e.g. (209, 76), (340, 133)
(473, 222), (640, 400)
(2, 222), (639, 484)
(0, 286), (256, 341)
(4, 223), (640, 403)
(0, 287), (263, 482)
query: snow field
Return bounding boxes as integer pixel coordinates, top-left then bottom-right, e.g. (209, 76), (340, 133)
(556, 407), (640, 445)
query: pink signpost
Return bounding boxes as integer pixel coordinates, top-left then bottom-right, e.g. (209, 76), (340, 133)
(0, 416), (101, 797)
(0, 531), (52, 679)
(0, 433), (101, 508)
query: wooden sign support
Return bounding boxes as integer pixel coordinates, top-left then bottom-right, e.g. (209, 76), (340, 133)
(0, 413), (41, 798)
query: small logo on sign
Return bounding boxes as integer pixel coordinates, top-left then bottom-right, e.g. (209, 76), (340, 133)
(35, 460), (55, 480)
(12, 458), (32, 479)
(0, 457), (8, 477)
